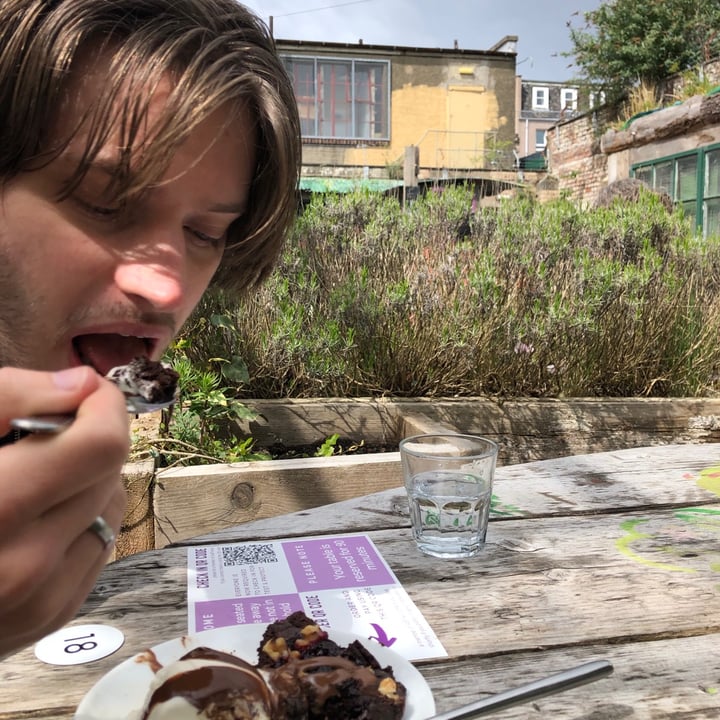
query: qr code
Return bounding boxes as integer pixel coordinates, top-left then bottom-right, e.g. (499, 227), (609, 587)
(222, 544), (279, 566)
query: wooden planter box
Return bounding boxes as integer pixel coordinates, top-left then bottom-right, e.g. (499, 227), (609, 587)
(116, 397), (720, 559)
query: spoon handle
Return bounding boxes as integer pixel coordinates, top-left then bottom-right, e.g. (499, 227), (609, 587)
(9, 397), (172, 434)
(426, 659), (613, 720)
(10, 414), (74, 434)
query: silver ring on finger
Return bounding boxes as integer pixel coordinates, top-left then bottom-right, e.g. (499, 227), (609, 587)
(87, 515), (116, 550)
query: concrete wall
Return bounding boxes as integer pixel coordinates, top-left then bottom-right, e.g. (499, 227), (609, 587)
(600, 93), (720, 186)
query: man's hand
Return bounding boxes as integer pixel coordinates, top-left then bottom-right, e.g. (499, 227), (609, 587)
(0, 366), (129, 657)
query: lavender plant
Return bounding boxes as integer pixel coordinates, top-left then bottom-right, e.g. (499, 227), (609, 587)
(178, 186), (720, 400)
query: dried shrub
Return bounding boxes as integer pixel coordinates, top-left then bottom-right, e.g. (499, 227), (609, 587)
(177, 186), (720, 399)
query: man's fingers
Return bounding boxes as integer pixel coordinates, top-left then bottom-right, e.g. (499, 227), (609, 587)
(0, 479), (126, 612)
(0, 378), (130, 531)
(0, 367), (101, 433)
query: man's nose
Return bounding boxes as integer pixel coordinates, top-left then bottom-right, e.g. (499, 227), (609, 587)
(114, 255), (185, 311)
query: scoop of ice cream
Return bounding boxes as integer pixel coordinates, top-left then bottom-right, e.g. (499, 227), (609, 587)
(105, 356), (179, 405)
(138, 647), (274, 720)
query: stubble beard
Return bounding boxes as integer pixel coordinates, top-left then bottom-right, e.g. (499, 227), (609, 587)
(0, 243), (38, 369)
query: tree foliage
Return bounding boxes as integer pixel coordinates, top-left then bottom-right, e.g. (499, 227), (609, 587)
(567, 0), (720, 100)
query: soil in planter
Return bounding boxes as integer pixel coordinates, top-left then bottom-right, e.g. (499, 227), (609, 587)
(265, 437), (397, 460)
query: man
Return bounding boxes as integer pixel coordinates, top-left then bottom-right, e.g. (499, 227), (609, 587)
(0, 0), (300, 657)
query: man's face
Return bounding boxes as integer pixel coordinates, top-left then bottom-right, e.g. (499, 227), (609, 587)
(0, 51), (255, 373)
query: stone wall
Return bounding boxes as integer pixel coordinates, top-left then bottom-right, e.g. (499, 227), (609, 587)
(661, 58), (720, 102)
(600, 92), (720, 173)
(546, 56), (720, 205)
(545, 106), (616, 206)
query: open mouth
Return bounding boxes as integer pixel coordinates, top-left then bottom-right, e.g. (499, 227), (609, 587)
(73, 334), (155, 376)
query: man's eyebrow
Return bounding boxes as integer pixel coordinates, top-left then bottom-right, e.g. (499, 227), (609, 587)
(207, 202), (247, 214)
(58, 154), (119, 175)
(57, 154), (247, 213)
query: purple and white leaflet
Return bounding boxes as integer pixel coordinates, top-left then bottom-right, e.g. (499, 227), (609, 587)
(187, 533), (446, 661)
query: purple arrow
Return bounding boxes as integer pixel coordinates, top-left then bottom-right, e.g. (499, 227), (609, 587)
(368, 623), (397, 647)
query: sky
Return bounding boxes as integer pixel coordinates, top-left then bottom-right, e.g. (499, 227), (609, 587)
(242, 0), (603, 82)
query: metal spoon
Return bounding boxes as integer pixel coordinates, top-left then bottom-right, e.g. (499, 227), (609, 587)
(426, 659), (613, 720)
(10, 359), (178, 434)
(10, 396), (175, 434)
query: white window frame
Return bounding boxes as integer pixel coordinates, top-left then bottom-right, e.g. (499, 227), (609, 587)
(589, 90), (606, 109)
(561, 88), (578, 111)
(531, 86), (549, 110)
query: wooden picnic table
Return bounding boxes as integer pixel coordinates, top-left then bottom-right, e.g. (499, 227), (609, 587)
(3, 442), (720, 719)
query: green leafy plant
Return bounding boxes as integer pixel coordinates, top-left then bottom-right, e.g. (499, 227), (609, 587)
(672, 67), (719, 101)
(315, 434), (340, 457)
(565, 0), (720, 102)
(216, 187), (720, 400)
(132, 311), (270, 467)
(385, 159), (403, 180)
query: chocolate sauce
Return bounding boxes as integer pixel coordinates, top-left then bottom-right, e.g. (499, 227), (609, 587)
(140, 649), (272, 719)
(135, 649), (163, 674)
(270, 655), (382, 708)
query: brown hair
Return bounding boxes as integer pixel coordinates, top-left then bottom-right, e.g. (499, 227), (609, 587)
(0, 0), (301, 293)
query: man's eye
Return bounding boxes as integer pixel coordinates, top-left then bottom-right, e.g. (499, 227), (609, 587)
(74, 197), (122, 218)
(88, 205), (121, 217)
(186, 227), (226, 250)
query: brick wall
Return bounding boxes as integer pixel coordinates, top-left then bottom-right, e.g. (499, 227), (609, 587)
(547, 55), (720, 206)
(545, 106), (617, 206)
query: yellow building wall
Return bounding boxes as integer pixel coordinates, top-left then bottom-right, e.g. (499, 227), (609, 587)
(338, 83), (507, 171)
(342, 85), (447, 169)
(288, 44), (516, 176)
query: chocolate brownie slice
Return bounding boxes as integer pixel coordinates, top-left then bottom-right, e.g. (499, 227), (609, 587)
(259, 612), (407, 720)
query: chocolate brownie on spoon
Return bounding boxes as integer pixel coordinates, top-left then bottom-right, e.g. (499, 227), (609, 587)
(10, 357), (179, 433)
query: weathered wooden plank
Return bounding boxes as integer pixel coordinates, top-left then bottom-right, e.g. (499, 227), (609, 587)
(11, 444), (720, 718)
(365, 510), (720, 658)
(420, 634), (720, 718)
(239, 397), (400, 448)
(153, 454), (405, 546)
(239, 397), (720, 465)
(129, 400), (720, 553)
(5, 445), (720, 719)
(160, 443), (720, 547)
(75, 501), (720, 654)
(5, 634), (719, 719)
(5, 504), (720, 718)
(113, 459), (155, 561)
(399, 412), (458, 438)
(5, 631), (719, 719)
(394, 397), (720, 464)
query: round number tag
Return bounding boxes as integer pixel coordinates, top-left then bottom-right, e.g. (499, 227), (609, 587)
(34, 623), (125, 665)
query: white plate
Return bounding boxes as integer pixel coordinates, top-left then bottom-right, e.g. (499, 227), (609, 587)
(74, 625), (435, 720)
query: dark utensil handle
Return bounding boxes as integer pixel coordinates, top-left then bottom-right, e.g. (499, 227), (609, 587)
(9, 396), (174, 435)
(10, 414), (74, 434)
(427, 659), (613, 720)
